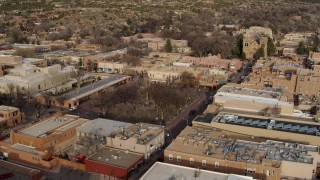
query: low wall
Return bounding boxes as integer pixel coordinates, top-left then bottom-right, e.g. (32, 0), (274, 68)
(59, 158), (85, 170)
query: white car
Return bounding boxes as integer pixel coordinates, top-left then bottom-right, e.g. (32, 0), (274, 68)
(69, 106), (78, 111)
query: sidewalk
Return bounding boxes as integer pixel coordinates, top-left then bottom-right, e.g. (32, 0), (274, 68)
(7, 159), (61, 174)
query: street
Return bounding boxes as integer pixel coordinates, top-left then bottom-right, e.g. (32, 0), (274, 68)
(230, 62), (252, 84)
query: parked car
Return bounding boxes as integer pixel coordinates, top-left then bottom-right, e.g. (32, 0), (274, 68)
(0, 172), (13, 179)
(0, 155), (7, 160)
(69, 106), (78, 111)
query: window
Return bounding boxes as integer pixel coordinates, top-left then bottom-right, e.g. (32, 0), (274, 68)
(177, 156), (181, 162)
(215, 162), (219, 168)
(202, 160), (206, 166)
(190, 158), (194, 164)
(169, 154), (173, 160)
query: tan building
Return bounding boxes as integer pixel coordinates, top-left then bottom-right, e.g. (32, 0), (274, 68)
(75, 43), (102, 51)
(214, 85), (293, 107)
(148, 52), (182, 61)
(0, 55), (48, 76)
(74, 118), (132, 154)
(22, 58), (47, 67)
(0, 55), (22, 63)
(197, 112), (320, 146)
(46, 74), (130, 108)
(12, 43), (51, 53)
(165, 126), (319, 180)
(0, 64), (75, 95)
(244, 57), (320, 99)
(180, 54), (243, 72)
(234, 26), (273, 39)
(83, 48), (127, 70)
(0, 105), (25, 128)
(243, 33), (268, 60)
(280, 32), (312, 46)
(97, 61), (128, 74)
(148, 39), (191, 54)
(74, 118), (164, 159)
(309, 52), (320, 59)
(282, 48), (296, 56)
(9, 114), (88, 152)
(106, 123), (165, 159)
(3, 114), (88, 169)
(147, 65), (226, 88)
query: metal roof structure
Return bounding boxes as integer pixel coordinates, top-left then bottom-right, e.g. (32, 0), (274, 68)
(217, 114), (320, 136)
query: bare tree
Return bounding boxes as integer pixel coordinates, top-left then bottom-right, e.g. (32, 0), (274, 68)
(91, 89), (115, 117)
(71, 69), (87, 94)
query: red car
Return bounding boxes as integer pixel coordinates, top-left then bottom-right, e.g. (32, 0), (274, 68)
(0, 172), (14, 179)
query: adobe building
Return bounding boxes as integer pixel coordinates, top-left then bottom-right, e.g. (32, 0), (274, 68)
(45, 74), (131, 108)
(82, 48), (127, 70)
(75, 43), (102, 51)
(180, 54), (243, 72)
(0, 55), (48, 76)
(105, 122), (165, 159)
(147, 39), (191, 54)
(73, 118), (132, 157)
(195, 112), (320, 146)
(2, 114), (88, 169)
(0, 64), (75, 95)
(164, 126), (319, 180)
(0, 105), (25, 128)
(243, 33), (268, 60)
(243, 57), (320, 99)
(85, 147), (144, 180)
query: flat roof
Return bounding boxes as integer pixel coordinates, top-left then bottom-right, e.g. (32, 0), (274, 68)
(217, 85), (282, 100)
(22, 58), (46, 63)
(0, 105), (19, 112)
(167, 126), (317, 166)
(214, 113), (320, 136)
(57, 74), (129, 101)
(56, 118), (88, 132)
(87, 147), (143, 169)
(10, 144), (45, 156)
(140, 162), (253, 180)
(20, 114), (79, 137)
(76, 118), (132, 136)
(114, 123), (164, 145)
(194, 113), (216, 123)
(86, 48), (127, 59)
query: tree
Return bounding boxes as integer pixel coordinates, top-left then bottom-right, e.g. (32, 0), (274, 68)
(7, 28), (29, 44)
(71, 69), (87, 94)
(179, 72), (199, 87)
(233, 34), (245, 59)
(165, 39), (173, 53)
(312, 35), (320, 52)
(91, 90), (114, 117)
(267, 37), (276, 56)
(255, 47), (265, 59)
(296, 41), (309, 55)
(14, 49), (35, 58)
(147, 84), (184, 121)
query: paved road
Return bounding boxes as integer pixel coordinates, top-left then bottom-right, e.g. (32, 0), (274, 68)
(230, 62), (252, 84)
